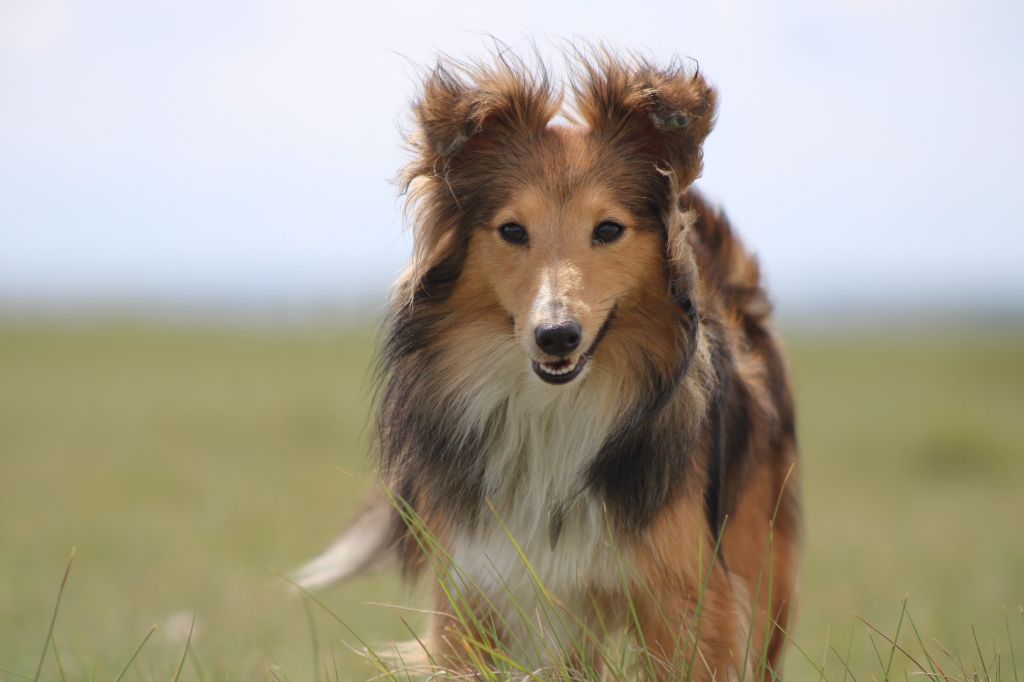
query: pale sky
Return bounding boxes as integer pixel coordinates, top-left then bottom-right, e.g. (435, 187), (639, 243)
(1, 0), (1022, 316)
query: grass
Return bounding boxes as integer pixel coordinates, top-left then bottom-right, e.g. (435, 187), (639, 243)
(0, 321), (1022, 679)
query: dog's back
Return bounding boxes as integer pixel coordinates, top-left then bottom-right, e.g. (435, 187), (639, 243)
(683, 189), (801, 671)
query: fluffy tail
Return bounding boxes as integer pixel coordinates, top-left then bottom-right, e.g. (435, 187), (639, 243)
(291, 493), (395, 591)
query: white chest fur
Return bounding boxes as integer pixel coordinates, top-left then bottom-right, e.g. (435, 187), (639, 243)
(446, 349), (629, 658)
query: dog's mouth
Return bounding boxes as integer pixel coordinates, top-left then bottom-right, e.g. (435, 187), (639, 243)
(528, 307), (616, 386)
(532, 354), (589, 385)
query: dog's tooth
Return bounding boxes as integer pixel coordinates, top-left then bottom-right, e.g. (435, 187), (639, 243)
(536, 356), (585, 378)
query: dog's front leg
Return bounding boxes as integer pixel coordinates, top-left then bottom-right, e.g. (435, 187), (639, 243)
(629, 497), (752, 681)
(630, 576), (750, 682)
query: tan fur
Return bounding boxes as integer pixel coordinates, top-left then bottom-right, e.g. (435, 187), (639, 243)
(631, 487), (750, 680)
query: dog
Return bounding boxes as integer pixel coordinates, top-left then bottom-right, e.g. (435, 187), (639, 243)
(295, 48), (800, 680)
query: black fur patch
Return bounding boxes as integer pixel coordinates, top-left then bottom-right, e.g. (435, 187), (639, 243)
(376, 238), (492, 539)
(584, 299), (700, 533)
(702, 317), (756, 544)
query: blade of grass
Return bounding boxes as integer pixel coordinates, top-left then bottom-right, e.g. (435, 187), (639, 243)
(459, 636), (531, 675)
(187, 645), (208, 682)
(398, 615), (438, 671)
(49, 635), (67, 682)
(485, 501), (560, 611)
(930, 637), (964, 678)
(685, 524), (730, 682)
(113, 625), (158, 682)
(274, 571), (398, 680)
(1005, 607), (1019, 682)
(973, 625), (991, 682)
(818, 625), (832, 682)
(865, 629), (887, 675)
(170, 614), (195, 682)
(584, 591), (628, 680)
(757, 525), (777, 680)
(830, 646), (859, 682)
(840, 624), (857, 682)
(485, 497), (606, 669)
(743, 465), (795, 682)
(773, 598), (797, 682)
(302, 597), (322, 682)
(600, 507), (659, 682)
(774, 623), (830, 680)
(762, 463), (798, 682)
(739, 533), (772, 681)
(478, 552), (552, 664)
(264, 650), (292, 682)
(330, 650), (341, 682)
(884, 597), (910, 680)
(905, 607), (944, 680)
(454, 633), (498, 682)
(386, 490), (494, 652)
(855, 615), (939, 680)
(34, 547), (75, 682)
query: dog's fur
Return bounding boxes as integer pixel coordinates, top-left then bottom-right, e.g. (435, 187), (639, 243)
(295, 48), (800, 680)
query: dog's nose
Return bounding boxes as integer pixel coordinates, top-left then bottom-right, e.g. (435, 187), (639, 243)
(534, 321), (582, 357)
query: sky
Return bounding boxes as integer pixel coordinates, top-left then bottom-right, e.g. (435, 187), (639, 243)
(1, 0), (1022, 318)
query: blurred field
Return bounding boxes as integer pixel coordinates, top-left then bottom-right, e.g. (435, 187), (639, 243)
(1, 322), (1022, 680)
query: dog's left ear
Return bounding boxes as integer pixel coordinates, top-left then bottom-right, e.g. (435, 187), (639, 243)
(573, 53), (714, 309)
(573, 53), (717, 197)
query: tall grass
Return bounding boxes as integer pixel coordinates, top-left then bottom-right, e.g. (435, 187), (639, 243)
(300, 487), (1024, 681)
(12, 535), (1024, 681)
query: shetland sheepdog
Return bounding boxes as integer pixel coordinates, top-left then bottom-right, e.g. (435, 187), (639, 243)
(295, 48), (800, 680)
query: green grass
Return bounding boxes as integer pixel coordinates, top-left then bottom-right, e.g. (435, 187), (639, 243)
(1, 321), (1022, 680)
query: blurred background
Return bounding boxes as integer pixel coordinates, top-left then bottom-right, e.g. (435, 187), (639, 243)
(1, 1), (1022, 679)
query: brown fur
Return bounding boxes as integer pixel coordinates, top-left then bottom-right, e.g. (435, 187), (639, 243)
(334, 47), (800, 680)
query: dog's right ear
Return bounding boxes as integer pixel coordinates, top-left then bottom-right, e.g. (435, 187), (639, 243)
(398, 56), (559, 303)
(411, 64), (487, 162)
(404, 56), (560, 180)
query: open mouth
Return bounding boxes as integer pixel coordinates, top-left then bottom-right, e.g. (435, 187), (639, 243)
(532, 354), (589, 385)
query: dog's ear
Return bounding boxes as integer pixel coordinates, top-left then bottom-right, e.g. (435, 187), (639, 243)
(397, 55), (560, 304)
(404, 56), (560, 179)
(573, 52), (716, 305)
(572, 52), (717, 195)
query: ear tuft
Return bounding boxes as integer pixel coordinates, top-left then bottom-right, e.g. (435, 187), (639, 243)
(571, 48), (718, 192)
(402, 52), (561, 187)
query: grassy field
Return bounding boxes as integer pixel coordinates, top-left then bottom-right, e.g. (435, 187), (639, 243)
(1, 322), (1022, 680)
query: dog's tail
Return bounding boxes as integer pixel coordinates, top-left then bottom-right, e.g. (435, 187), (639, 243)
(291, 493), (395, 591)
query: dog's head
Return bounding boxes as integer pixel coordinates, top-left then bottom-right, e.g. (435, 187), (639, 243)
(398, 49), (716, 387)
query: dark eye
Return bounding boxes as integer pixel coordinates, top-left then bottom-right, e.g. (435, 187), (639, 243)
(593, 221), (625, 244)
(499, 222), (528, 245)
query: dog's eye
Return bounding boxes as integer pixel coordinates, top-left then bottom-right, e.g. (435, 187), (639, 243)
(593, 221), (625, 244)
(499, 223), (528, 245)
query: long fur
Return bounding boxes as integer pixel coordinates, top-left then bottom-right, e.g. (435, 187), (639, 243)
(295, 46), (800, 680)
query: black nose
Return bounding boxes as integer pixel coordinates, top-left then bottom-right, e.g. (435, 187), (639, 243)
(534, 321), (582, 357)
